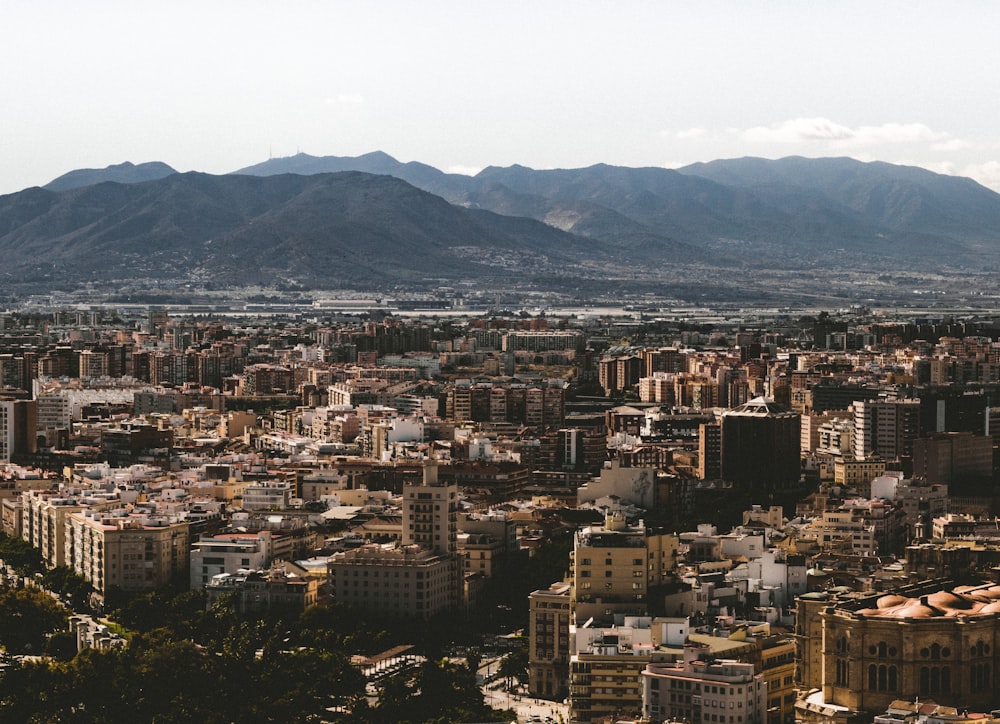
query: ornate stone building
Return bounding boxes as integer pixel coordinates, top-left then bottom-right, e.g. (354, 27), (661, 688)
(797, 579), (1000, 718)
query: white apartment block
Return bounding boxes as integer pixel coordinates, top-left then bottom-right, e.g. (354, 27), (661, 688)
(190, 531), (273, 589)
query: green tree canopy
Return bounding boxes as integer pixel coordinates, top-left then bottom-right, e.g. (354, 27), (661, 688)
(0, 587), (68, 653)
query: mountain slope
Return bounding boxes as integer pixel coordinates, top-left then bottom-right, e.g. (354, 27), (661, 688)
(232, 152), (1000, 268)
(234, 151), (472, 199)
(0, 171), (608, 288)
(678, 156), (1000, 258)
(12, 153), (1000, 296)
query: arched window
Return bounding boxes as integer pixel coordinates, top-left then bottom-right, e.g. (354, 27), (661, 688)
(878, 665), (888, 691)
(941, 667), (950, 694)
(888, 666), (898, 691)
(868, 664), (877, 690)
(836, 659), (851, 687)
(878, 641), (887, 658)
(836, 636), (848, 654)
(920, 667), (930, 695)
(930, 643), (941, 660)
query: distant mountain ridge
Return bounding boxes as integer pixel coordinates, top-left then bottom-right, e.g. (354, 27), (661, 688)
(44, 161), (177, 192)
(1, 170), (608, 289)
(9, 151), (1000, 296)
(233, 152), (1000, 267)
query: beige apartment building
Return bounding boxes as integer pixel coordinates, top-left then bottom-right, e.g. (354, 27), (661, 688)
(528, 581), (572, 699)
(21, 489), (111, 568)
(66, 510), (190, 596)
(572, 512), (679, 623)
(327, 543), (460, 619)
(327, 460), (463, 618)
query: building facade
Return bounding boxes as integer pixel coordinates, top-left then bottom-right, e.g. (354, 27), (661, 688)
(66, 511), (190, 596)
(796, 580), (1000, 717)
(528, 581), (572, 700)
(720, 398), (800, 493)
(641, 645), (767, 724)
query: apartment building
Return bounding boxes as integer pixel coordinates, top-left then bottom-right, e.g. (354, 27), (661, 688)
(572, 512), (679, 623)
(327, 461), (463, 618)
(66, 511), (190, 596)
(570, 617), (654, 723)
(641, 644), (767, 724)
(528, 581), (572, 699)
(190, 531), (274, 589)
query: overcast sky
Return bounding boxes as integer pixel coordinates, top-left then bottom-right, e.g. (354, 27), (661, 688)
(2, 1), (999, 195)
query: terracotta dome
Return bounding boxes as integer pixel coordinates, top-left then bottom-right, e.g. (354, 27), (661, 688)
(892, 599), (940, 618)
(927, 591), (974, 610)
(973, 585), (1000, 600)
(876, 594), (908, 609)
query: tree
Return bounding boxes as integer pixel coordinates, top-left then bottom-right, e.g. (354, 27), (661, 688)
(497, 643), (528, 690)
(42, 566), (94, 610)
(44, 630), (77, 661)
(364, 658), (499, 724)
(249, 648), (365, 722)
(465, 646), (483, 675)
(0, 533), (45, 576)
(0, 587), (68, 653)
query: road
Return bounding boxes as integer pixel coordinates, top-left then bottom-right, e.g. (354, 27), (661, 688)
(478, 656), (568, 724)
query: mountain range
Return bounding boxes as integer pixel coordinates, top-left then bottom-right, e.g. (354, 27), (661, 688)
(3, 151), (1000, 298)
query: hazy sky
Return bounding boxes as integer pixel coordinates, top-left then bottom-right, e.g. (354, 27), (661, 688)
(3, 1), (999, 195)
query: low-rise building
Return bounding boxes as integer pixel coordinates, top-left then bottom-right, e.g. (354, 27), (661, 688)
(327, 543), (461, 619)
(190, 531), (273, 589)
(204, 564), (320, 614)
(641, 643), (767, 724)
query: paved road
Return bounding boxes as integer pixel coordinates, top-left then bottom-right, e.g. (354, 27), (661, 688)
(479, 668), (567, 724)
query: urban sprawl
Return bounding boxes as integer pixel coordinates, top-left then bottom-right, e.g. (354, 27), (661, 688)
(3, 301), (1000, 723)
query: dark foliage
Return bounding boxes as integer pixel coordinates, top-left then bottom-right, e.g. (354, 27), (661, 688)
(0, 533), (46, 575)
(0, 580), (514, 723)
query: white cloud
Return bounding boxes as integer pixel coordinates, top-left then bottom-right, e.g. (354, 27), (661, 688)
(851, 122), (948, 145)
(924, 160), (958, 176)
(931, 138), (973, 152)
(926, 160), (1000, 192)
(962, 161), (1000, 193)
(675, 127), (707, 140)
(742, 117), (854, 143)
(740, 117), (950, 147)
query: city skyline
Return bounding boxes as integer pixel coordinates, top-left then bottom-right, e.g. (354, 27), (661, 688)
(3, 1), (999, 195)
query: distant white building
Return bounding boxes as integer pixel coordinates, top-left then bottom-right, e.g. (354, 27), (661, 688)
(241, 481), (294, 510)
(190, 531), (273, 589)
(577, 459), (656, 509)
(746, 548), (808, 609)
